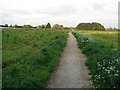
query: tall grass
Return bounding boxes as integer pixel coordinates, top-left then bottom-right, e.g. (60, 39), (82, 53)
(76, 30), (118, 49)
(3, 30), (66, 67)
(73, 31), (120, 88)
(3, 29), (68, 88)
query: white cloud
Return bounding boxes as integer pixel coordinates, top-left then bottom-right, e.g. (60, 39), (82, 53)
(0, 0), (119, 28)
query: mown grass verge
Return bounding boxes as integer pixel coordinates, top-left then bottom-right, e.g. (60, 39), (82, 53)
(72, 32), (120, 88)
(3, 30), (68, 88)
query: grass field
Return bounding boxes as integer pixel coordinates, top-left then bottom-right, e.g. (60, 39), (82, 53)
(73, 30), (120, 88)
(3, 29), (68, 88)
(3, 30), (63, 67)
(2, 29), (120, 88)
(76, 30), (119, 49)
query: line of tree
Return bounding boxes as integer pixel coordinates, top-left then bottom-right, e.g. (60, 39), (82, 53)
(76, 22), (105, 31)
(37, 23), (51, 29)
(37, 23), (66, 29)
(0, 24), (32, 28)
(1, 23), (119, 30)
(1, 24), (9, 27)
(1, 23), (67, 29)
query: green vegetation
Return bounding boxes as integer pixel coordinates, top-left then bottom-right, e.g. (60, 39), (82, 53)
(0, 23), (65, 30)
(41, 25), (46, 28)
(23, 25), (33, 28)
(3, 29), (68, 88)
(46, 23), (51, 28)
(2, 23), (119, 88)
(73, 31), (120, 88)
(77, 30), (118, 49)
(76, 23), (105, 31)
(52, 24), (64, 29)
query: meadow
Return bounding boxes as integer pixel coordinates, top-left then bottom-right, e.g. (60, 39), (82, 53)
(2, 28), (120, 88)
(76, 30), (119, 49)
(2, 29), (68, 88)
(73, 30), (120, 88)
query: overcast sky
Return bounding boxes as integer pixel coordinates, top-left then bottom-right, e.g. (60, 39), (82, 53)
(0, 0), (119, 28)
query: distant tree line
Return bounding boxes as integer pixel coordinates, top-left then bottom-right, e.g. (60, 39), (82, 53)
(1, 23), (69, 30)
(2, 22), (118, 31)
(76, 22), (105, 31)
(37, 24), (64, 29)
(37, 23), (51, 29)
(1, 24), (33, 28)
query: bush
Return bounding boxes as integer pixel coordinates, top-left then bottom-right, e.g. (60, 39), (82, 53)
(76, 22), (105, 31)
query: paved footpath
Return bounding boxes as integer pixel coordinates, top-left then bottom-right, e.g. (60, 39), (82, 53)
(47, 32), (94, 88)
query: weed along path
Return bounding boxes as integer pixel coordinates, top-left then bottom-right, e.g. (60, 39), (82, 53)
(47, 32), (93, 88)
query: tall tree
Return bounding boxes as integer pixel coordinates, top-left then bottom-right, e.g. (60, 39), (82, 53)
(41, 25), (46, 28)
(14, 24), (18, 28)
(4, 24), (8, 27)
(46, 23), (51, 28)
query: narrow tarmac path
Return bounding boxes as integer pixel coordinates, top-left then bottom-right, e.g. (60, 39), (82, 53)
(47, 32), (93, 88)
